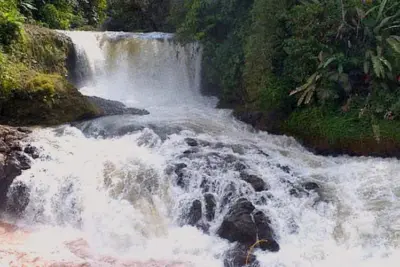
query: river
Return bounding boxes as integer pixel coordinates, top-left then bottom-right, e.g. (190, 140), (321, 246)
(2, 31), (400, 267)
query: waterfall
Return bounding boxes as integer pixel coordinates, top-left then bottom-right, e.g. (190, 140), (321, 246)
(4, 30), (400, 267)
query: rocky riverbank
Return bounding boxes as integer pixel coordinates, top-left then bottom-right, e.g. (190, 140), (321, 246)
(0, 125), (37, 215)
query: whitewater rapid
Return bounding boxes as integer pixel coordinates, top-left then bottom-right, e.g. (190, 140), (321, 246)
(3, 31), (400, 267)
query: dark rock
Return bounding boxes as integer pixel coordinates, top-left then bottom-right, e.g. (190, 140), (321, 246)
(253, 211), (280, 252)
(234, 162), (247, 171)
(9, 141), (22, 151)
(240, 173), (267, 192)
(85, 96), (149, 116)
(214, 142), (225, 149)
(289, 188), (299, 197)
(217, 198), (257, 244)
(303, 182), (319, 191)
(0, 140), (9, 153)
(187, 199), (202, 226)
(183, 148), (199, 155)
(223, 154), (237, 163)
(277, 164), (291, 174)
(17, 127), (32, 134)
(6, 181), (30, 215)
(4, 158), (23, 179)
(223, 244), (259, 267)
(10, 152), (31, 170)
(204, 193), (216, 221)
(217, 198), (280, 253)
(184, 138), (198, 147)
(258, 149), (269, 157)
(24, 145), (40, 159)
(174, 163), (187, 188)
(221, 183), (237, 209)
(231, 144), (245, 155)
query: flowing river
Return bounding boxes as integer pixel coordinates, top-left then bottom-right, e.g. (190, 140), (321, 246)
(2, 31), (400, 267)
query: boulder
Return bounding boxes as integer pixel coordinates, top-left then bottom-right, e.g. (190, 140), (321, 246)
(24, 145), (40, 159)
(239, 173), (268, 192)
(303, 182), (319, 191)
(223, 244), (259, 267)
(253, 211), (280, 252)
(6, 181), (30, 215)
(277, 164), (291, 174)
(217, 198), (257, 244)
(217, 198), (279, 252)
(174, 163), (187, 188)
(204, 193), (216, 221)
(184, 138), (198, 147)
(85, 96), (149, 117)
(187, 199), (202, 226)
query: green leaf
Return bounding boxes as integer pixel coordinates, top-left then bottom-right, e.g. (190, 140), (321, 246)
(379, 57), (392, 71)
(304, 85), (315, 104)
(377, 0), (388, 22)
(364, 60), (370, 74)
(338, 64), (343, 74)
(387, 36), (400, 53)
(371, 56), (384, 78)
(323, 57), (336, 68)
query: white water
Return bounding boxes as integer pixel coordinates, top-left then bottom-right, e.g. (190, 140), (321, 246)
(5, 31), (400, 267)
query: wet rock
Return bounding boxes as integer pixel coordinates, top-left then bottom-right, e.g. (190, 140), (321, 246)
(289, 188), (300, 197)
(253, 211), (280, 252)
(184, 138), (198, 147)
(9, 141), (22, 151)
(217, 198), (279, 253)
(223, 154), (237, 164)
(4, 158), (23, 179)
(223, 244), (259, 267)
(220, 183), (237, 209)
(0, 140), (9, 153)
(204, 193), (216, 221)
(214, 142), (224, 149)
(240, 173), (267, 192)
(6, 181), (30, 215)
(231, 144), (245, 155)
(182, 148), (200, 155)
(303, 182), (319, 191)
(187, 199), (202, 226)
(234, 162), (247, 172)
(10, 152), (31, 171)
(257, 149), (269, 157)
(217, 198), (257, 244)
(17, 127), (32, 134)
(277, 164), (291, 174)
(24, 145), (40, 159)
(174, 163), (187, 188)
(85, 96), (149, 116)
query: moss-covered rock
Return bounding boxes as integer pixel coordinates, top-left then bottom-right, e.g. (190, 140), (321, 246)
(233, 106), (400, 158)
(0, 73), (100, 126)
(283, 107), (400, 158)
(0, 25), (100, 126)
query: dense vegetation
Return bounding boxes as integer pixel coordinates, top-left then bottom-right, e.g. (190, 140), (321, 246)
(166, 0), (400, 156)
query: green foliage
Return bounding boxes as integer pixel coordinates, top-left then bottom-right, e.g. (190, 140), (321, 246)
(40, 3), (72, 29)
(104, 0), (171, 31)
(25, 74), (58, 96)
(244, 0), (291, 109)
(0, 0), (24, 46)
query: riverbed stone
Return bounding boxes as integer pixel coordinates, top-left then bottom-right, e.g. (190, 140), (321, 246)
(240, 172), (268, 192)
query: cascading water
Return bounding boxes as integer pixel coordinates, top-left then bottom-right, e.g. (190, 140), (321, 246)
(3, 31), (400, 267)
